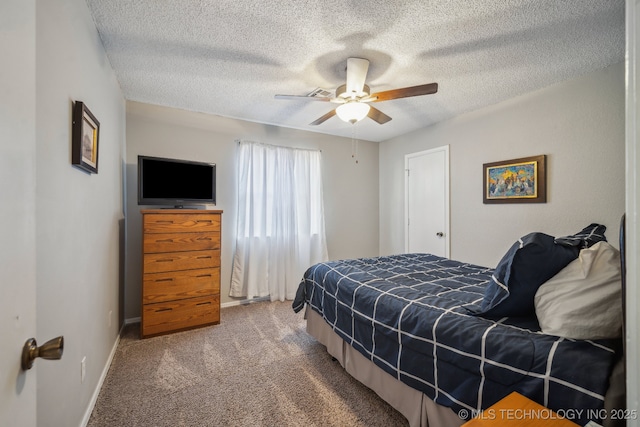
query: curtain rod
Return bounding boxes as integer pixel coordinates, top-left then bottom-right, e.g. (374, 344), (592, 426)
(235, 139), (321, 153)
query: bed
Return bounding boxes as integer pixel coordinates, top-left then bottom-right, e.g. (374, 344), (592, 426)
(293, 224), (626, 427)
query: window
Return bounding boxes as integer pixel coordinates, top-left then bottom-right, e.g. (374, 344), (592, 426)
(230, 141), (328, 301)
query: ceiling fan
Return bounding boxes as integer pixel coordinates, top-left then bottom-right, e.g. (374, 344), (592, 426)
(275, 58), (438, 126)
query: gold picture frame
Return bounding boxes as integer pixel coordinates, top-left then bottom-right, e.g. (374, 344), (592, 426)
(483, 155), (546, 204)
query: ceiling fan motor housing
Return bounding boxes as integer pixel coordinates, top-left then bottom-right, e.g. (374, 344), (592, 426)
(336, 83), (370, 99)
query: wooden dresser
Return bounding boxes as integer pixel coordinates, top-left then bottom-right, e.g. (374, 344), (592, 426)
(141, 209), (222, 338)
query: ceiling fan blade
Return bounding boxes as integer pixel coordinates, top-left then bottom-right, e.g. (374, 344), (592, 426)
(367, 106), (392, 124)
(275, 94), (331, 102)
(309, 109), (336, 126)
(370, 83), (438, 102)
(345, 58), (370, 97)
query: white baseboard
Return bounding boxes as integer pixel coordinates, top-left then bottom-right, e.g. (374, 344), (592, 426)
(79, 329), (121, 427)
(221, 296), (270, 308)
(124, 316), (141, 325)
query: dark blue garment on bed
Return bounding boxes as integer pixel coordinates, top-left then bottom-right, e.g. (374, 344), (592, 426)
(292, 253), (620, 425)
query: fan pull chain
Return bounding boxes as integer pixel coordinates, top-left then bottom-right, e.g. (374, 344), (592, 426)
(351, 124), (359, 164)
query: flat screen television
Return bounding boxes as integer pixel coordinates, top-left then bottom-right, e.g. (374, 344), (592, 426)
(138, 155), (216, 207)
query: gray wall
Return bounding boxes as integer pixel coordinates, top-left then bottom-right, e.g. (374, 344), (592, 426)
(125, 102), (379, 317)
(35, 0), (125, 425)
(380, 62), (625, 268)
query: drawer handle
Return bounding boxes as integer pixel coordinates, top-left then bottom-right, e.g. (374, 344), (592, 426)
(197, 220), (213, 223)
(196, 302), (212, 306)
(156, 258), (174, 263)
(196, 255), (212, 260)
(157, 239), (174, 243)
(156, 278), (174, 283)
(196, 274), (212, 278)
(199, 237), (212, 241)
(155, 307), (172, 313)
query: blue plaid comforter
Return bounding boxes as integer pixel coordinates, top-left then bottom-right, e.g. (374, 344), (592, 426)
(292, 253), (620, 425)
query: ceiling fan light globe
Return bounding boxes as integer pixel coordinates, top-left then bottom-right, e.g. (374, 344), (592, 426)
(336, 102), (370, 124)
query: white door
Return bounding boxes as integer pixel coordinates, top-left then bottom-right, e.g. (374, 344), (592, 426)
(0, 1), (38, 425)
(405, 146), (450, 258)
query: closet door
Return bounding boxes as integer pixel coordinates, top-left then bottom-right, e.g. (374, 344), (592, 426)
(405, 146), (450, 258)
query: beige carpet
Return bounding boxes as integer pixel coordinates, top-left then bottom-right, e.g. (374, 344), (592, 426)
(88, 301), (409, 426)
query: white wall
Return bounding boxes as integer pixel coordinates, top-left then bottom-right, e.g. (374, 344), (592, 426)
(0, 1), (37, 425)
(125, 101), (379, 317)
(35, 0), (125, 426)
(380, 62), (625, 268)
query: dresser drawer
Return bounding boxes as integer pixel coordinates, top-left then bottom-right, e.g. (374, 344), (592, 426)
(144, 232), (220, 253)
(143, 268), (220, 304)
(144, 213), (221, 233)
(142, 295), (220, 337)
(143, 249), (220, 274)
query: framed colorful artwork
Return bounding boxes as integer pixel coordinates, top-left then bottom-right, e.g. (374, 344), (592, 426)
(483, 155), (546, 204)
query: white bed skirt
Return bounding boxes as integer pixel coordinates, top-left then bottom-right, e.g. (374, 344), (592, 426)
(305, 307), (464, 427)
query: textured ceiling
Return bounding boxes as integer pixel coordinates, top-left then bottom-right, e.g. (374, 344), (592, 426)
(85, 0), (625, 142)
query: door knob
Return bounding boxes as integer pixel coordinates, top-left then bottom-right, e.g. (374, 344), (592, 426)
(21, 336), (64, 370)
(436, 232), (444, 237)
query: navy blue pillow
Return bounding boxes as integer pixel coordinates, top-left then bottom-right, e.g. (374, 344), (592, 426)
(554, 223), (607, 249)
(475, 232), (579, 318)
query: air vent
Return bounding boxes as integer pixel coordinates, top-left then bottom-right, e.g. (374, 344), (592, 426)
(307, 88), (332, 98)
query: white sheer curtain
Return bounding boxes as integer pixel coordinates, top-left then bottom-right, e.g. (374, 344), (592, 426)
(230, 140), (328, 301)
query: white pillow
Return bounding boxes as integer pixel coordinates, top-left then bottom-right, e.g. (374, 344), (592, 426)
(534, 241), (622, 340)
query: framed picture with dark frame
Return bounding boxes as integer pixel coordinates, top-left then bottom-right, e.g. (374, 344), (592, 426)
(72, 101), (100, 174)
(483, 155), (546, 204)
